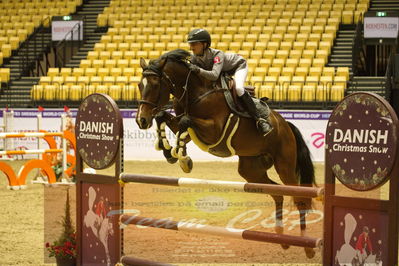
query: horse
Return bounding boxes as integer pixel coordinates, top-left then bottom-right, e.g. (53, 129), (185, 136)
(135, 49), (316, 258)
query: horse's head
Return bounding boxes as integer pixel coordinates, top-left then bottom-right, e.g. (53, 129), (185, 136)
(136, 49), (191, 129)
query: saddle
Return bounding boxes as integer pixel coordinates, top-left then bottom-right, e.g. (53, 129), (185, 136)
(218, 74), (270, 119)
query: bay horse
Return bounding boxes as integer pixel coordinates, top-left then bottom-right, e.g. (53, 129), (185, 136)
(136, 49), (316, 258)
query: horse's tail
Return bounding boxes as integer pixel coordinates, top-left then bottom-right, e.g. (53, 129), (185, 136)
(288, 122), (315, 186)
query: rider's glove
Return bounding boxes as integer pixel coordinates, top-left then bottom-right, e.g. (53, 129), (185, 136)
(188, 63), (201, 74)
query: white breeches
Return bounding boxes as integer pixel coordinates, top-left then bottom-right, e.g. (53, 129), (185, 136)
(234, 66), (248, 97)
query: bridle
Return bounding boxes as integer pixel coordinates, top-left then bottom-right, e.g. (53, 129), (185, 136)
(139, 63), (178, 115)
(139, 60), (192, 115)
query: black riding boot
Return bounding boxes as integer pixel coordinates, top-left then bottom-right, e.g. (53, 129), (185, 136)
(240, 91), (273, 136)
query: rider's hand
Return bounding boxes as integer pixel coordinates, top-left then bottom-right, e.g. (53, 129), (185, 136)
(188, 64), (201, 74)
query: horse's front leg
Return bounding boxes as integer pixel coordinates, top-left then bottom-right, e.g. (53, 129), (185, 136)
(154, 111), (178, 164)
(171, 115), (193, 173)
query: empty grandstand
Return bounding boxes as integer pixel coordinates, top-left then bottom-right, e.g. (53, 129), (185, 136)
(0, 0), (397, 110)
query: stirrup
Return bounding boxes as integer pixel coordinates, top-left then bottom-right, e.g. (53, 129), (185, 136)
(256, 118), (273, 136)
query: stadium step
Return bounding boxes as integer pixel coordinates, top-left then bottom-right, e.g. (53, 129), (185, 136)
(348, 76), (388, 98)
(327, 24), (356, 76)
(369, 0), (399, 11)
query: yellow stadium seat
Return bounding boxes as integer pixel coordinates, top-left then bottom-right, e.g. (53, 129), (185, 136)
(268, 67), (281, 77)
(47, 68), (59, 78)
(110, 68), (122, 77)
(69, 85), (82, 101)
(312, 58), (326, 67)
(90, 76), (102, 86)
(302, 84), (316, 101)
(51, 76), (64, 88)
(59, 86), (71, 102)
(97, 13), (107, 27)
(295, 67), (309, 77)
(31, 85), (44, 100)
(292, 76), (305, 87)
(320, 76), (334, 90)
(288, 85), (301, 102)
(322, 67), (335, 78)
(105, 59), (117, 69)
(336, 67), (350, 80)
(285, 58), (299, 67)
(39, 76), (52, 86)
(1, 44), (12, 58)
(272, 58), (286, 68)
(43, 85), (56, 101)
(264, 76), (278, 88)
(302, 50), (315, 59)
(77, 76), (90, 86)
(82, 85), (96, 98)
(278, 76), (291, 90)
(94, 84), (108, 95)
(118, 43), (129, 52)
(106, 43), (117, 52)
(93, 43), (105, 52)
(87, 51), (99, 60)
(70, 68), (83, 78)
(290, 50), (302, 59)
(330, 85), (344, 101)
(117, 59), (129, 69)
(259, 85), (274, 100)
(309, 67), (323, 78)
(283, 33), (296, 42)
(85, 68), (97, 77)
(274, 86), (287, 101)
(60, 68), (72, 78)
(98, 68), (109, 77)
(334, 76), (347, 89)
(100, 35), (112, 44)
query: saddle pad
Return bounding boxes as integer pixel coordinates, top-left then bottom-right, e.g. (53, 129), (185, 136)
(224, 90), (270, 119)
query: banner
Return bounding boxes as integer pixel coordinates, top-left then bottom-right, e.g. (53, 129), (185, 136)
(0, 109), (330, 162)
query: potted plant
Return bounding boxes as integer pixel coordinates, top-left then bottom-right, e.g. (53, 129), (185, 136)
(46, 189), (77, 266)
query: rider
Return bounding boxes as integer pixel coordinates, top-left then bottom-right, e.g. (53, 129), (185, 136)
(186, 28), (273, 136)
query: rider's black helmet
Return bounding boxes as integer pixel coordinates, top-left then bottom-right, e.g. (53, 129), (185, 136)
(187, 29), (211, 46)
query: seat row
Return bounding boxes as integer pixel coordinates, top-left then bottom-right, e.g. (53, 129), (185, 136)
(256, 85), (344, 102)
(31, 84), (139, 101)
(106, 17), (341, 29)
(31, 82), (344, 102)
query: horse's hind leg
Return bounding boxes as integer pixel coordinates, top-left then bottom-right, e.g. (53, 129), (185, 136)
(238, 156), (289, 250)
(294, 196), (314, 258)
(274, 156), (315, 258)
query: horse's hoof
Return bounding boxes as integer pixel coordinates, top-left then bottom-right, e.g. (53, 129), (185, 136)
(171, 147), (178, 158)
(163, 149), (177, 164)
(305, 247), (315, 258)
(166, 157), (178, 164)
(179, 156), (193, 173)
(281, 244), (290, 250)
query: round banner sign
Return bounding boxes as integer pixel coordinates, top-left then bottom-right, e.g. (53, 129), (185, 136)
(326, 92), (398, 191)
(75, 93), (123, 170)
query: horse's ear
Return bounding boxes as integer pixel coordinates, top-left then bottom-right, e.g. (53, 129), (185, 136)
(140, 58), (148, 69)
(158, 57), (167, 70)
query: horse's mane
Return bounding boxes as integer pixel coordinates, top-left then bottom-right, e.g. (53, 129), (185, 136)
(161, 49), (191, 63)
(149, 49), (191, 69)
(144, 49), (191, 76)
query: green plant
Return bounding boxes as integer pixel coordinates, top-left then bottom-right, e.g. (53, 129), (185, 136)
(45, 189), (76, 259)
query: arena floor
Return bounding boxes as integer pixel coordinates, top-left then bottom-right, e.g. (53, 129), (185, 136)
(0, 160), (385, 265)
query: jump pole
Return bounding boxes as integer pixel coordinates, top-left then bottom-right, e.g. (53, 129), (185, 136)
(120, 173), (324, 198)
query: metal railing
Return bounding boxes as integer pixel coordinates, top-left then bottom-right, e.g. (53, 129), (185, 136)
(19, 17), (52, 77)
(54, 20), (85, 68)
(352, 16), (366, 76)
